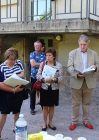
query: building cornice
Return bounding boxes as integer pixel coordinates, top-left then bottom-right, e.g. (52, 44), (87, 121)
(0, 19), (99, 34)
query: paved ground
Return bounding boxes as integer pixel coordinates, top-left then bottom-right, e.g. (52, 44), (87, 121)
(1, 85), (99, 140)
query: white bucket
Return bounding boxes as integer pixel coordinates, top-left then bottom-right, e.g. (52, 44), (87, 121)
(55, 134), (64, 140)
(63, 137), (72, 140)
(77, 137), (87, 140)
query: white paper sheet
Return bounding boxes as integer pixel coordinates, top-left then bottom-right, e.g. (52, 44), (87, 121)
(42, 65), (57, 79)
(82, 66), (95, 74)
(4, 73), (29, 87)
(75, 66), (95, 74)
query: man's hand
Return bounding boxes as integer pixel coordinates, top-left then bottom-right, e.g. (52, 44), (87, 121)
(90, 65), (97, 72)
(30, 60), (40, 68)
(77, 72), (85, 79)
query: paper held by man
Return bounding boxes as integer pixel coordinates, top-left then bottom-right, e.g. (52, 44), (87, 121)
(76, 65), (95, 74)
(4, 73), (29, 87)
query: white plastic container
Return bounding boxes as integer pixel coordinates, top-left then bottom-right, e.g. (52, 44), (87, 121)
(55, 134), (64, 140)
(15, 114), (27, 140)
(63, 137), (72, 140)
(77, 137), (87, 140)
(39, 131), (48, 136)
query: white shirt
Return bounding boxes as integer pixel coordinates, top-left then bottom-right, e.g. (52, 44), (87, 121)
(81, 52), (87, 70)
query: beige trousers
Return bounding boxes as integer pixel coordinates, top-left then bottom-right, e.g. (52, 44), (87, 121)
(71, 80), (93, 123)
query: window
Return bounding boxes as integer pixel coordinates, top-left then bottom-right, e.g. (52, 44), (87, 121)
(31, 0), (51, 20)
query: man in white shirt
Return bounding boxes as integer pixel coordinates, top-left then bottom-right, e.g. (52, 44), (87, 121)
(67, 34), (99, 130)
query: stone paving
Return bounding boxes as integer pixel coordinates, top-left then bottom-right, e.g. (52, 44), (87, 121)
(1, 83), (99, 140)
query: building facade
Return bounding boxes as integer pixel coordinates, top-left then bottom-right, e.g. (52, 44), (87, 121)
(0, 0), (99, 79)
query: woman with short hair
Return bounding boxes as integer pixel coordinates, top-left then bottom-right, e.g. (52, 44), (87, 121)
(0, 47), (25, 138)
(37, 48), (63, 131)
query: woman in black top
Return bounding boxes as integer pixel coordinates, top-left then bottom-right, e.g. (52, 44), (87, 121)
(0, 70), (23, 138)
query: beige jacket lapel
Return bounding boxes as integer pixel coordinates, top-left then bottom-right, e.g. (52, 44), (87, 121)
(87, 49), (93, 67)
(77, 48), (84, 72)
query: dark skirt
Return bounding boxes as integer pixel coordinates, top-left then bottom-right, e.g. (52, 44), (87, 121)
(40, 86), (59, 106)
(0, 90), (23, 114)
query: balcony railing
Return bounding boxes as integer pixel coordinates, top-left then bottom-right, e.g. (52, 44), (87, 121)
(0, 0), (99, 23)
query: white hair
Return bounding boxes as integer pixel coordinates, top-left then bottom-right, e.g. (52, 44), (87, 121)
(79, 34), (90, 42)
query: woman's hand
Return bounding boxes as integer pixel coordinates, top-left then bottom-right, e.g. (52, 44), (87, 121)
(14, 85), (24, 93)
(45, 78), (52, 83)
(17, 71), (24, 78)
(45, 77), (58, 83)
(52, 77), (58, 83)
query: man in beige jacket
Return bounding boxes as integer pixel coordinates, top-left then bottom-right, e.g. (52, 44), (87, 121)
(67, 34), (99, 130)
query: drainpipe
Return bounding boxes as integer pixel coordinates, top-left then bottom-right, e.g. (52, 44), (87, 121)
(0, 0), (1, 23)
(86, 0), (90, 19)
(51, 0), (56, 19)
(22, 0), (26, 22)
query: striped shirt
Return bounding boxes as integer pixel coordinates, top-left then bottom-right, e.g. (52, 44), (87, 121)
(0, 60), (24, 80)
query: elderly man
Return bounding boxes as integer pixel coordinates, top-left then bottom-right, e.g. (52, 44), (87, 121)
(30, 40), (46, 115)
(67, 34), (99, 130)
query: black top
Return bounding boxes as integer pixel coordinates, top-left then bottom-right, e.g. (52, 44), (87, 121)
(0, 69), (23, 114)
(0, 70), (4, 82)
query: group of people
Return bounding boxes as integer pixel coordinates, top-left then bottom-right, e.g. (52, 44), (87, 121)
(29, 40), (63, 131)
(29, 34), (99, 131)
(0, 34), (99, 139)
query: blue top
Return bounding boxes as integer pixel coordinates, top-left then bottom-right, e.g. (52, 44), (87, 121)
(30, 51), (46, 79)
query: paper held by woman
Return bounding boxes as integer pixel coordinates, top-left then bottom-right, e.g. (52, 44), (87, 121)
(42, 65), (57, 79)
(4, 73), (29, 87)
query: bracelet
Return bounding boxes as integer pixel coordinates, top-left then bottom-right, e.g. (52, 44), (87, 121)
(13, 88), (15, 94)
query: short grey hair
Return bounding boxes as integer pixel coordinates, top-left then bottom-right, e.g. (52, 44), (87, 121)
(78, 34), (90, 42)
(34, 40), (43, 47)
